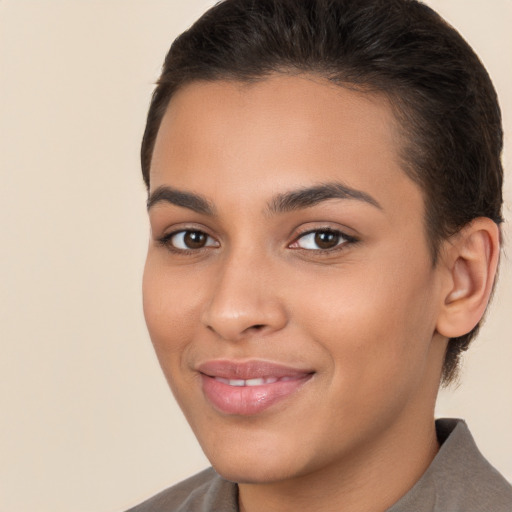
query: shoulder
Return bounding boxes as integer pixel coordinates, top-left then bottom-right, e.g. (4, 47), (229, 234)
(432, 418), (512, 511)
(125, 467), (238, 512)
(390, 418), (512, 512)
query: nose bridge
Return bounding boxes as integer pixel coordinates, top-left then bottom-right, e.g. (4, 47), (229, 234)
(201, 244), (287, 341)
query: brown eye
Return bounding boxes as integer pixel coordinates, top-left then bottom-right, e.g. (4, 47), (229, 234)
(314, 230), (340, 249)
(167, 230), (218, 250)
(184, 231), (207, 249)
(291, 229), (352, 251)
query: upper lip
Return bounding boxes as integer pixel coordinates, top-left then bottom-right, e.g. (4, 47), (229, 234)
(196, 359), (314, 380)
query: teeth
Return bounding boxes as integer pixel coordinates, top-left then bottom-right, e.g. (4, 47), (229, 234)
(215, 376), (282, 387)
(245, 378), (265, 386)
(228, 379), (245, 386)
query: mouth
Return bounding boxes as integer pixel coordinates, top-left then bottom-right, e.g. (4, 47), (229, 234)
(212, 375), (298, 386)
(197, 360), (314, 416)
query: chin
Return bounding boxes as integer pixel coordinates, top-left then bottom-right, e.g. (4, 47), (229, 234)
(211, 459), (300, 485)
(200, 433), (315, 485)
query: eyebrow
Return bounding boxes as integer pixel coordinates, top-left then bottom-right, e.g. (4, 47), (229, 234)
(267, 182), (382, 214)
(147, 181), (381, 216)
(147, 186), (216, 215)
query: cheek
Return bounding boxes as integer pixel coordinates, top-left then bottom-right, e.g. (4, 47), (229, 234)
(287, 263), (439, 436)
(142, 255), (202, 363)
(292, 257), (438, 381)
(142, 257), (211, 415)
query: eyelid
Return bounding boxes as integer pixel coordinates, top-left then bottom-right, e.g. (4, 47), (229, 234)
(288, 227), (358, 251)
(157, 227), (220, 253)
(154, 223), (357, 254)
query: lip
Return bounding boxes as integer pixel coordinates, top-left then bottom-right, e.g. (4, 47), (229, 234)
(197, 360), (314, 416)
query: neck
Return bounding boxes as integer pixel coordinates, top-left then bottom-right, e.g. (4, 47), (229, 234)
(238, 413), (440, 512)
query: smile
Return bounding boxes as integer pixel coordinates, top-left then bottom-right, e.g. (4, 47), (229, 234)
(197, 360), (314, 416)
(213, 376), (298, 387)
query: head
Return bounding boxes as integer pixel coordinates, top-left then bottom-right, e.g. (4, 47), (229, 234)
(141, 0), (503, 385)
(140, 0), (503, 492)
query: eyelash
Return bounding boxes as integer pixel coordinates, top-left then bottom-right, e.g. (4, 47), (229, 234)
(157, 230), (218, 254)
(289, 228), (358, 253)
(157, 227), (358, 255)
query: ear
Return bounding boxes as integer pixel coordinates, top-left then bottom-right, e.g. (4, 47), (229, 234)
(436, 218), (501, 339)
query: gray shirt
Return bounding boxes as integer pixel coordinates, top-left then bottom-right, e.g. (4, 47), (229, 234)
(126, 419), (512, 511)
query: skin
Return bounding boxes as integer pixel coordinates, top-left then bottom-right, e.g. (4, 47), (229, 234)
(142, 74), (495, 512)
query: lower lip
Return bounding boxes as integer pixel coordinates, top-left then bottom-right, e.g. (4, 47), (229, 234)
(200, 374), (313, 416)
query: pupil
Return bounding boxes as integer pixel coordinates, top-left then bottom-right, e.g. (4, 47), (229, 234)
(184, 231), (206, 249)
(314, 231), (339, 249)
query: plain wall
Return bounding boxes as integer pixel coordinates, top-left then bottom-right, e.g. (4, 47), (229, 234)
(0, 1), (510, 511)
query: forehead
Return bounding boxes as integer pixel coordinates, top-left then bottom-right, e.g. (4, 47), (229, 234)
(150, 74), (422, 221)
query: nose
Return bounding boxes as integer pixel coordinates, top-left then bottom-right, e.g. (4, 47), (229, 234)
(200, 250), (288, 342)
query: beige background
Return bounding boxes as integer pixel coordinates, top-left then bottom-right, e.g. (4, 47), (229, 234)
(0, 1), (510, 511)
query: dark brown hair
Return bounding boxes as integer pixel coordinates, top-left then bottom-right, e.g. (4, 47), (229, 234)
(141, 0), (504, 384)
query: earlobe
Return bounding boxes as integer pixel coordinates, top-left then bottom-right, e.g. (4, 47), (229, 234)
(436, 218), (500, 339)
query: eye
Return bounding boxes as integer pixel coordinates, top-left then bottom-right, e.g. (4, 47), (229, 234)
(290, 229), (353, 251)
(162, 230), (219, 251)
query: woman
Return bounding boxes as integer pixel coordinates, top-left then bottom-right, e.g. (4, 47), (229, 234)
(128, 0), (512, 510)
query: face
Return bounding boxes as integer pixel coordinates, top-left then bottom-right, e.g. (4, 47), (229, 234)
(143, 75), (447, 484)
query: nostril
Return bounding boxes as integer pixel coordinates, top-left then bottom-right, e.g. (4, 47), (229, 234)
(206, 323), (265, 335)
